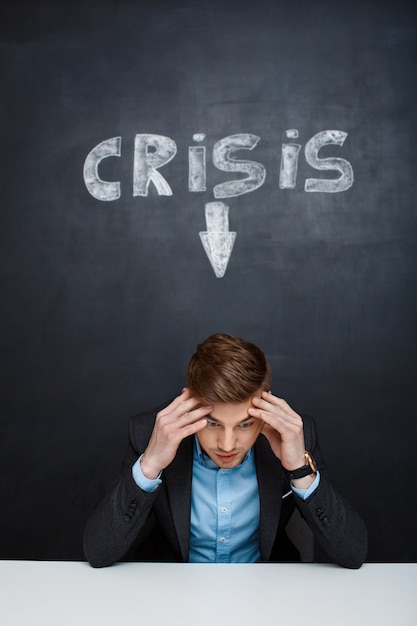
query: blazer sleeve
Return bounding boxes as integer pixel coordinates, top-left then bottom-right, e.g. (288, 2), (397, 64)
(83, 413), (160, 568)
(294, 415), (368, 569)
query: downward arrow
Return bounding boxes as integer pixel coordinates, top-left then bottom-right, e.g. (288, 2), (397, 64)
(199, 201), (236, 278)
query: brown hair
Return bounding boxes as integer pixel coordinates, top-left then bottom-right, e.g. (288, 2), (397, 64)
(186, 333), (271, 403)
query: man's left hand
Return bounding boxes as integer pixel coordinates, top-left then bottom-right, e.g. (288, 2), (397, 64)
(248, 392), (313, 486)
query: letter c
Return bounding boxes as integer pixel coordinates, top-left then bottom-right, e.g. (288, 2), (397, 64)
(83, 137), (121, 201)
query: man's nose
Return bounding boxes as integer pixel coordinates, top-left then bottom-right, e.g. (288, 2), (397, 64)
(218, 428), (236, 451)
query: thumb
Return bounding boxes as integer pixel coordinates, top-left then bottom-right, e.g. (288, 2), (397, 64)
(261, 423), (278, 443)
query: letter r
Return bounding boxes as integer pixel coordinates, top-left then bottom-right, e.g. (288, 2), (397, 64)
(133, 134), (177, 196)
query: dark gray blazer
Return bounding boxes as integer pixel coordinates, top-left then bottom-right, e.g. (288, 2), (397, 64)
(84, 407), (367, 568)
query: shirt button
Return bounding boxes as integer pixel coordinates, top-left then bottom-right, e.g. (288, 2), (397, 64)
(221, 507), (227, 513)
(220, 537), (226, 543)
(221, 469), (227, 474)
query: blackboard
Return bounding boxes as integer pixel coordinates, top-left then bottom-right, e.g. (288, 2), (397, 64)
(1, 0), (416, 561)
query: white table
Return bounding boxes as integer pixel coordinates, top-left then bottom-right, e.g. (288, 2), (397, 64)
(1, 561), (416, 626)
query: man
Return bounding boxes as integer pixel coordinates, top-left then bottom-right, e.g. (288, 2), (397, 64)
(84, 333), (367, 568)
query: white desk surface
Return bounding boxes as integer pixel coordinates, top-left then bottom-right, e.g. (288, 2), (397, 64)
(1, 561), (416, 626)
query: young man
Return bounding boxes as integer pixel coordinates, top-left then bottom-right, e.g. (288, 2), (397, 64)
(84, 333), (367, 568)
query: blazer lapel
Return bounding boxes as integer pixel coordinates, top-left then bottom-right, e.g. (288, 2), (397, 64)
(255, 436), (286, 561)
(164, 437), (194, 562)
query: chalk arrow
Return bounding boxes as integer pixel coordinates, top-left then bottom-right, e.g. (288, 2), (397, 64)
(199, 201), (236, 278)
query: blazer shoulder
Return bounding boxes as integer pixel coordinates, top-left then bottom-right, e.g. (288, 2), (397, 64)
(128, 401), (170, 450)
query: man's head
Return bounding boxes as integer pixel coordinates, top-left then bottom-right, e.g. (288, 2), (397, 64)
(186, 333), (271, 468)
(186, 333), (271, 403)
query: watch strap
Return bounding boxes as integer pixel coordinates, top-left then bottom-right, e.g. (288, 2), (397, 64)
(284, 451), (317, 480)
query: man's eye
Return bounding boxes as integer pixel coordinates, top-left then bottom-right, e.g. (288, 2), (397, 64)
(206, 421), (218, 429)
(240, 422), (254, 430)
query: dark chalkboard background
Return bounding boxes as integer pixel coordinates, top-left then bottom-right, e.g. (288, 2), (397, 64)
(1, 0), (416, 562)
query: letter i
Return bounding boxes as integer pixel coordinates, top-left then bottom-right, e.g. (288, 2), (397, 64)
(279, 129), (301, 189)
(188, 133), (207, 192)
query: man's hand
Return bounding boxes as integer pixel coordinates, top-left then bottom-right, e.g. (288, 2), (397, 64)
(249, 391), (315, 488)
(140, 389), (212, 479)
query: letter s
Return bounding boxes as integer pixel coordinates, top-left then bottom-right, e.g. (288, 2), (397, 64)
(304, 130), (354, 193)
(213, 134), (266, 198)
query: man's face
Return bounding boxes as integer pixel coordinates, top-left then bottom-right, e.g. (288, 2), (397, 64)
(196, 395), (263, 469)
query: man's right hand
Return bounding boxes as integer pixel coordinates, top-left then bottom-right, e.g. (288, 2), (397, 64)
(139, 389), (212, 479)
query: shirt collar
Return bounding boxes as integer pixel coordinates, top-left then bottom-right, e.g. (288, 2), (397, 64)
(193, 435), (253, 470)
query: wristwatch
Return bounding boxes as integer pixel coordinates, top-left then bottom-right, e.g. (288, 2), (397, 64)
(284, 451), (317, 480)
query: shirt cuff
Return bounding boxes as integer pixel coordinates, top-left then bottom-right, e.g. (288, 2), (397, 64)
(132, 454), (162, 492)
(291, 470), (320, 500)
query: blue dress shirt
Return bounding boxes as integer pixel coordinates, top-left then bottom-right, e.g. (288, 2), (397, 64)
(189, 437), (261, 562)
(132, 436), (320, 563)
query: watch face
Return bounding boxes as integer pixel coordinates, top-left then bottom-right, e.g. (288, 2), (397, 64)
(305, 452), (317, 473)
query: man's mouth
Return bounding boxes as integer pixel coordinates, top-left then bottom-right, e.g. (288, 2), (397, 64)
(215, 452), (239, 463)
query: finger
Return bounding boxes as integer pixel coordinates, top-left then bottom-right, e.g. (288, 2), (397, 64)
(251, 394), (299, 424)
(248, 396), (280, 419)
(158, 390), (203, 421)
(180, 417), (208, 438)
(261, 422), (278, 438)
(249, 401), (303, 437)
(260, 391), (300, 420)
(157, 389), (192, 418)
(180, 403), (212, 426)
